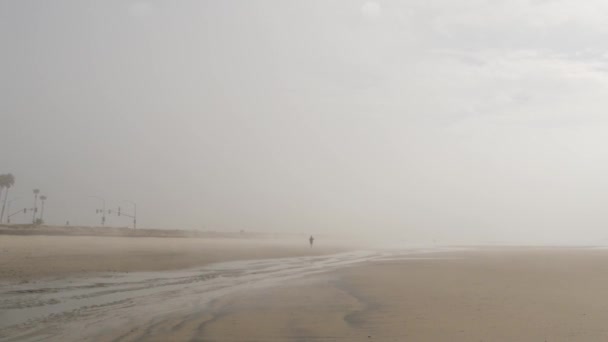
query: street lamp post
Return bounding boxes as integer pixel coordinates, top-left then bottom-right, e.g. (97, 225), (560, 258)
(121, 200), (137, 229)
(32, 189), (40, 224)
(7, 208), (27, 224)
(88, 196), (106, 226)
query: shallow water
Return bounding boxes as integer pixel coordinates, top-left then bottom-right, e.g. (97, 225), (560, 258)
(0, 247), (461, 341)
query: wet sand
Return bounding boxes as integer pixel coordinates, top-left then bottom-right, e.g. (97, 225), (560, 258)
(0, 248), (408, 341)
(5, 247), (608, 341)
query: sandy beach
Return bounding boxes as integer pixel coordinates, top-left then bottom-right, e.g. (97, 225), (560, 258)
(197, 247), (608, 342)
(4, 0), (606, 340)
(0, 234), (349, 281)
(4, 245), (608, 341)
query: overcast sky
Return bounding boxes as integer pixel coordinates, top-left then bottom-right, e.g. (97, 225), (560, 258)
(3, 1), (608, 243)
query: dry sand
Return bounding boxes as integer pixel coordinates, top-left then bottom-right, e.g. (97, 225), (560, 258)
(0, 235), (349, 281)
(193, 248), (608, 341)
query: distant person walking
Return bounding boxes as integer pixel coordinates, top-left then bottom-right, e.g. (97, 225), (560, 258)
(309, 235), (314, 248)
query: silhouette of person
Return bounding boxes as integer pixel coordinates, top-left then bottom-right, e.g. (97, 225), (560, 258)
(309, 235), (314, 248)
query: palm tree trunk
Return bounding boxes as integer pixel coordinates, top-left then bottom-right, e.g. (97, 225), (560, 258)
(0, 188), (8, 224)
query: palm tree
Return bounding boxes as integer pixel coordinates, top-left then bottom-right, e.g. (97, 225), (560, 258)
(39, 195), (47, 224)
(0, 174), (15, 224)
(32, 189), (40, 224)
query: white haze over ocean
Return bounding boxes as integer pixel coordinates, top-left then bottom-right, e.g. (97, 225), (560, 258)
(2, 1), (608, 244)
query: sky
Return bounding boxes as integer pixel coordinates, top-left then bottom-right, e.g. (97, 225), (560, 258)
(2, 0), (608, 244)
